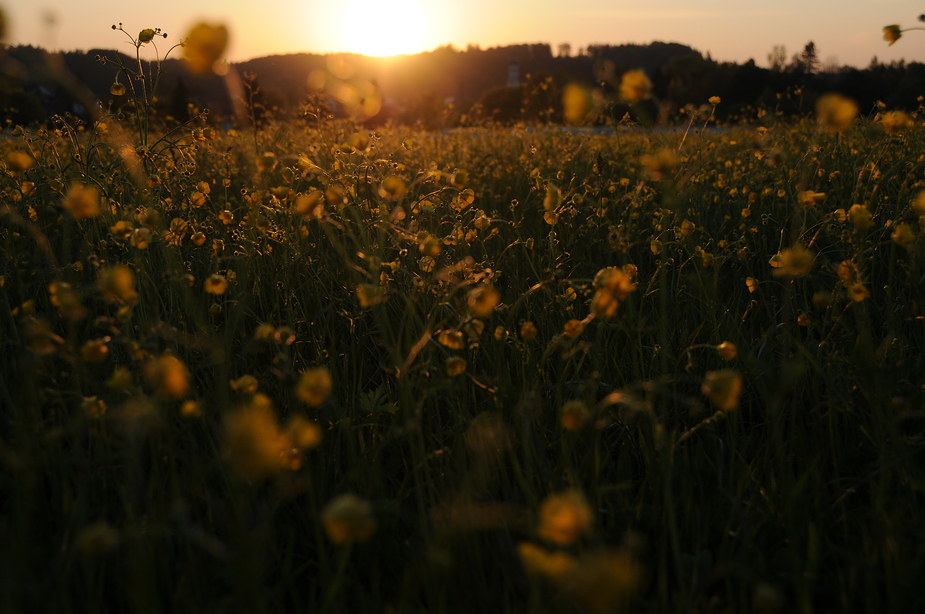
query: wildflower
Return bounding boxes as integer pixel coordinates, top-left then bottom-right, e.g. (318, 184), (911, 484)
(6, 151), (33, 172)
(543, 185), (561, 211)
(891, 222), (916, 246)
(379, 176), (406, 201)
(437, 330), (465, 350)
(560, 400), (591, 431)
(619, 69), (652, 102)
(204, 274), (228, 295)
(709, 96), (721, 106)
(99, 265), (138, 305)
(110, 82), (126, 96)
(883, 25), (902, 46)
(848, 204), (875, 230)
(146, 354), (190, 401)
(130, 227), (153, 249)
(847, 283), (870, 302)
(520, 321), (538, 341)
(797, 190), (825, 208)
(537, 489), (593, 546)
(223, 393), (286, 479)
(771, 244), (814, 278)
(63, 183), (100, 220)
(321, 494), (377, 545)
(563, 319), (584, 338)
(81, 338), (110, 363)
(816, 94), (857, 132)
(180, 400), (201, 418)
(81, 396), (107, 419)
(563, 83), (593, 124)
(138, 28), (156, 44)
(230, 374), (259, 396)
(296, 367), (332, 407)
(445, 356), (467, 377)
(746, 277), (758, 293)
(716, 341), (737, 361)
(702, 369), (743, 411)
(880, 111), (913, 134)
(183, 22), (229, 74)
(285, 415), (323, 451)
(797, 314), (811, 327)
(590, 266), (636, 320)
(467, 284), (500, 318)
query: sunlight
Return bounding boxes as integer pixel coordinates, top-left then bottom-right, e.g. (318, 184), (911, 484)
(339, 0), (433, 57)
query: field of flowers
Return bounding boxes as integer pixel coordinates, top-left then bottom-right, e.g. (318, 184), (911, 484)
(1, 58), (925, 612)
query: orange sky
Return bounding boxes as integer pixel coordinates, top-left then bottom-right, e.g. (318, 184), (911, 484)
(5, 0), (925, 68)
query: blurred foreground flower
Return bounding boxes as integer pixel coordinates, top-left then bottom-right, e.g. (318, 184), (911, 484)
(321, 494), (376, 545)
(883, 25), (902, 46)
(63, 183), (100, 220)
(702, 369), (743, 411)
(619, 69), (651, 102)
(296, 367), (332, 407)
(590, 265), (636, 319)
(183, 22), (229, 74)
(146, 354), (190, 401)
(537, 489), (593, 546)
(816, 94), (857, 132)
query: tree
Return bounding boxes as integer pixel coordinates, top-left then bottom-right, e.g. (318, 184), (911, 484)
(557, 43), (571, 58)
(768, 45), (787, 71)
(791, 41), (820, 74)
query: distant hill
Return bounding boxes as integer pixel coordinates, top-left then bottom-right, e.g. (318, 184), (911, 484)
(4, 40), (925, 127)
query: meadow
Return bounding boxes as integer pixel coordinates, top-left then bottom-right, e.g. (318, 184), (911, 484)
(1, 43), (925, 613)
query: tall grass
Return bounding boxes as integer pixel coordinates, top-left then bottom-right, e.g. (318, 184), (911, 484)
(1, 92), (924, 613)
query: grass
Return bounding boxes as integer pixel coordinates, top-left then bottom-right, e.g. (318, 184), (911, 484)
(1, 94), (924, 614)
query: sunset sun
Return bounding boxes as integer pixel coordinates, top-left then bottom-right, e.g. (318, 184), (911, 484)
(339, 0), (435, 57)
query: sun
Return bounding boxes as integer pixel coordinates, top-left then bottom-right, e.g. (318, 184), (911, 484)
(339, 0), (434, 57)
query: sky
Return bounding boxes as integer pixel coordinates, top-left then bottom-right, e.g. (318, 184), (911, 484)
(4, 0), (925, 68)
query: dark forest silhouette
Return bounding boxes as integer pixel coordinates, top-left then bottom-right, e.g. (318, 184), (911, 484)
(2, 40), (925, 128)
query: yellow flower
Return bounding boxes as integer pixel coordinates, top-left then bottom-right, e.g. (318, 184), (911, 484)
(6, 151), (33, 172)
(770, 244), (814, 278)
(445, 356), (468, 377)
(716, 341), (737, 361)
(560, 400), (591, 431)
(702, 369), (743, 411)
(848, 204), (875, 230)
(883, 25), (902, 46)
(816, 94), (857, 132)
(321, 494), (377, 545)
(204, 274), (228, 295)
(437, 330), (465, 350)
(183, 22), (229, 74)
(63, 183), (100, 220)
(520, 321), (538, 341)
(99, 265), (138, 305)
(296, 367), (332, 407)
(563, 319), (584, 338)
(223, 393), (286, 479)
(467, 284), (500, 318)
(880, 111), (913, 134)
(708, 96), (721, 106)
(146, 354), (190, 401)
(537, 489), (593, 546)
(891, 222), (916, 246)
(619, 69), (652, 103)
